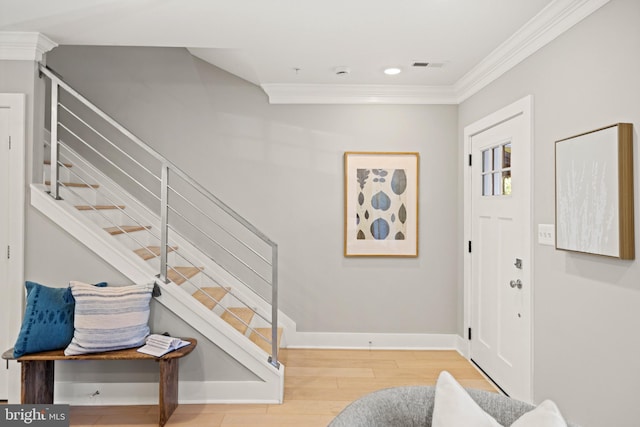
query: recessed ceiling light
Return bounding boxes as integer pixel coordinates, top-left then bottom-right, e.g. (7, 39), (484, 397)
(384, 67), (402, 75)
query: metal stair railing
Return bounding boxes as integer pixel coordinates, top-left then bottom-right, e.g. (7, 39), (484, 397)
(44, 137), (277, 351)
(40, 64), (280, 368)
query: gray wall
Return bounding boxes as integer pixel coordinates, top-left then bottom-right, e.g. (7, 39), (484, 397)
(458, 0), (640, 425)
(46, 46), (460, 335)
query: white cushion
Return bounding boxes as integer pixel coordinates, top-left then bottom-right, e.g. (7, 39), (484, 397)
(64, 282), (153, 355)
(511, 400), (567, 427)
(432, 371), (567, 427)
(432, 370), (501, 427)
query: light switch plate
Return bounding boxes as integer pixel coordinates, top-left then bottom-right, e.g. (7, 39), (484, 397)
(538, 224), (555, 246)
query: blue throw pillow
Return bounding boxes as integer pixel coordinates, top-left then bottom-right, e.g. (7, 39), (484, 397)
(13, 281), (75, 358)
(13, 281), (109, 358)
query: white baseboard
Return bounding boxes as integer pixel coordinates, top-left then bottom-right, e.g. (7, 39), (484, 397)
(285, 332), (458, 350)
(55, 380), (281, 405)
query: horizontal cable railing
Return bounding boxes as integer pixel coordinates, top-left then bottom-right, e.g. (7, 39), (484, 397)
(40, 64), (280, 368)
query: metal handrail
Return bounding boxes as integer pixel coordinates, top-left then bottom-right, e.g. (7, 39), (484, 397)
(41, 63), (280, 368)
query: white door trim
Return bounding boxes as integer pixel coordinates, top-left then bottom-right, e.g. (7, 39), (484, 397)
(1, 93), (26, 403)
(463, 95), (534, 402)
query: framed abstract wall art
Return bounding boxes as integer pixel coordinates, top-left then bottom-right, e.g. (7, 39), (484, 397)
(344, 152), (419, 257)
(555, 123), (634, 259)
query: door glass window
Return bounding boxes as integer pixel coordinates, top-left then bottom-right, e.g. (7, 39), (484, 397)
(481, 142), (512, 196)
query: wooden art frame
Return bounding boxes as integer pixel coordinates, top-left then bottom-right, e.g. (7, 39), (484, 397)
(344, 152), (419, 257)
(555, 123), (634, 259)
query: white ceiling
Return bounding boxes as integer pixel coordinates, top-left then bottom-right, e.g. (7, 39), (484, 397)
(0, 0), (609, 103)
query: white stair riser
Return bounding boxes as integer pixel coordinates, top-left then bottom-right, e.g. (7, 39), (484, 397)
(212, 300), (231, 317)
(43, 167), (72, 183)
(110, 229), (158, 249)
(142, 251), (179, 268)
(54, 185), (98, 205)
(43, 164), (96, 186)
(84, 203), (161, 234)
(79, 209), (128, 228)
(246, 314), (272, 329)
(50, 185), (124, 207)
(178, 280), (230, 304)
(192, 288), (232, 313)
(170, 269), (204, 287)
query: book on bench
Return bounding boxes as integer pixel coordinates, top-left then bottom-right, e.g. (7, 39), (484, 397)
(137, 334), (191, 357)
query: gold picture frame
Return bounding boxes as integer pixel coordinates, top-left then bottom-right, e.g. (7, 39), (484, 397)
(344, 152), (419, 257)
(555, 123), (634, 259)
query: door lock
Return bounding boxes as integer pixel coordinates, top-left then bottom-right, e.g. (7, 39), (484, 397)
(510, 279), (523, 289)
(514, 258), (523, 269)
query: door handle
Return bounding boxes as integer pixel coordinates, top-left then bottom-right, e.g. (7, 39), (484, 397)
(509, 279), (523, 289)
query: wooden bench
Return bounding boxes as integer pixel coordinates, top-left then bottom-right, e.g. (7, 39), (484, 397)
(2, 338), (196, 427)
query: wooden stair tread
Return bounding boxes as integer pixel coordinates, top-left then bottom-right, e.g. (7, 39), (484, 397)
(167, 266), (203, 285)
(44, 160), (73, 168)
(249, 327), (283, 354)
(75, 205), (125, 211)
(45, 180), (99, 189)
(134, 245), (177, 261)
(192, 287), (229, 310)
(221, 307), (255, 335)
(104, 225), (151, 235)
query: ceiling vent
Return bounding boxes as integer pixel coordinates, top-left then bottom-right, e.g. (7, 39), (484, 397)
(412, 62), (444, 68)
(333, 66), (351, 76)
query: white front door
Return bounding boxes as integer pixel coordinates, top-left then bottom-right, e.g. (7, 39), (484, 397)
(464, 96), (533, 402)
(0, 105), (9, 400)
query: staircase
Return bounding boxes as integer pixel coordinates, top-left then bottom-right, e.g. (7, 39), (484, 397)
(33, 65), (292, 403)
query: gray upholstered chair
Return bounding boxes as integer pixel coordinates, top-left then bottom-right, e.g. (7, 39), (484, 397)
(328, 386), (579, 427)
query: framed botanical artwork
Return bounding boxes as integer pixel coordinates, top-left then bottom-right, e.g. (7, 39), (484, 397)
(555, 123), (634, 259)
(344, 152), (419, 257)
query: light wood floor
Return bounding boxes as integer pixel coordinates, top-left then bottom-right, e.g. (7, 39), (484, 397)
(69, 348), (497, 427)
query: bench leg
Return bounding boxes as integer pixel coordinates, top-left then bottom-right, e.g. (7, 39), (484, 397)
(158, 358), (179, 427)
(21, 360), (55, 404)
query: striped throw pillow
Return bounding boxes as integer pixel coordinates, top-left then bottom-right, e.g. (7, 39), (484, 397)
(64, 282), (153, 355)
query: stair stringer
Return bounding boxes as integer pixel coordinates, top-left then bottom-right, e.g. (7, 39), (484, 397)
(47, 143), (298, 340)
(30, 184), (285, 403)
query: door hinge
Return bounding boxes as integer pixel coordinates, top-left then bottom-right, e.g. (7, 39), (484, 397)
(468, 327), (472, 340)
(6, 245), (10, 259)
(468, 241), (472, 253)
(468, 154), (472, 166)
(8, 135), (11, 150)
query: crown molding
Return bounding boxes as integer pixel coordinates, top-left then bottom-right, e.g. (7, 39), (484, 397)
(0, 32), (58, 61)
(261, 83), (457, 105)
(263, 0), (610, 105)
(454, 0), (610, 103)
